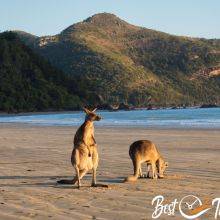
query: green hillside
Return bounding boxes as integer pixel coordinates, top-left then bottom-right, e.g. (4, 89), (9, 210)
(17, 13), (220, 106)
(0, 32), (82, 112)
(16, 13), (220, 107)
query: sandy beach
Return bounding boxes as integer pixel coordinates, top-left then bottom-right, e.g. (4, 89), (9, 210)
(0, 124), (219, 219)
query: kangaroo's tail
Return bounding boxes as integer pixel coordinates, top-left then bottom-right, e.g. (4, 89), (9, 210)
(124, 159), (140, 182)
(124, 175), (138, 182)
(57, 179), (75, 185)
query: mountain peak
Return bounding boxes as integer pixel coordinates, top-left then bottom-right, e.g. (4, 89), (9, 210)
(61, 12), (137, 37)
(82, 12), (128, 27)
(84, 13), (118, 21)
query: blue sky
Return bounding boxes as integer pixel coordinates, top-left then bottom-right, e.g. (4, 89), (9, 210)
(1, 0), (220, 38)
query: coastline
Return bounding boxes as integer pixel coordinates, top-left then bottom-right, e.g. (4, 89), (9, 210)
(1, 121), (220, 133)
(1, 122), (220, 131)
(0, 107), (220, 129)
(0, 106), (219, 116)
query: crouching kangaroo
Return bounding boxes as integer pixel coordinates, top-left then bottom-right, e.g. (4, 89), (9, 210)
(57, 108), (106, 188)
(124, 140), (168, 182)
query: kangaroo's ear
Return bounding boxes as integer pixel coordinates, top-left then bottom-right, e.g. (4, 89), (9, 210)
(92, 108), (97, 112)
(83, 107), (91, 114)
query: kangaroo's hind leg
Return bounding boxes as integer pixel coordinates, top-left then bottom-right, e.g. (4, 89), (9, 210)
(139, 165), (145, 178)
(91, 166), (108, 188)
(91, 167), (97, 187)
(74, 166), (81, 188)
(71, 168), (88, 185)
(91, 147), (107, 188)
(91, 148), (99, 187)
(133, 158), (141, 179)
(151, 162), (158, 179)
(146, 163), (151, 178)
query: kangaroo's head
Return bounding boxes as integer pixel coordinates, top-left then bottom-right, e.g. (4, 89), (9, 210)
(157, 157), (168, 178)
(83, 107), (102, 122)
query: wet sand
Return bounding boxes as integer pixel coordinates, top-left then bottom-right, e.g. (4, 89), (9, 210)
(0, 124), (219, 219)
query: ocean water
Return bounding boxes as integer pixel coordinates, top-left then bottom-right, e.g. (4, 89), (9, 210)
(0, 108), (220, 128)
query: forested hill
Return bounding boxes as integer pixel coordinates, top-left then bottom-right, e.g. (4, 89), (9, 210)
(0, 32), (83, 112)
(16, 13), (220, 107)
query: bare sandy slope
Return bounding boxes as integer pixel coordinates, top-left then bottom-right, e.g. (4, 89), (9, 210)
(0, 124), (219, 220)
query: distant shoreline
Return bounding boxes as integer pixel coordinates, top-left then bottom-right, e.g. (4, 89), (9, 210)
(0, 122), (219, 131)
(0, 106), (219, 116)
(1, 107), (219, 129)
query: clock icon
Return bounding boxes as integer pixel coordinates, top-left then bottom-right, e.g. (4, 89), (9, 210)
(179, 195), (211, 219)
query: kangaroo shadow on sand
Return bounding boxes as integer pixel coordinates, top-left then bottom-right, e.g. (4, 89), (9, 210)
(0, 175), (70, 180)
(0, 175), (125, 189)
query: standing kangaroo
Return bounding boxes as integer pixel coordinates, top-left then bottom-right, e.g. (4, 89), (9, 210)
(124, 140), (168, 182)
(57, 108), (102, 188)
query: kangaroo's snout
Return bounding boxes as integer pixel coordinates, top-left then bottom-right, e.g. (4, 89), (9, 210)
(96, 115), (102, 121)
